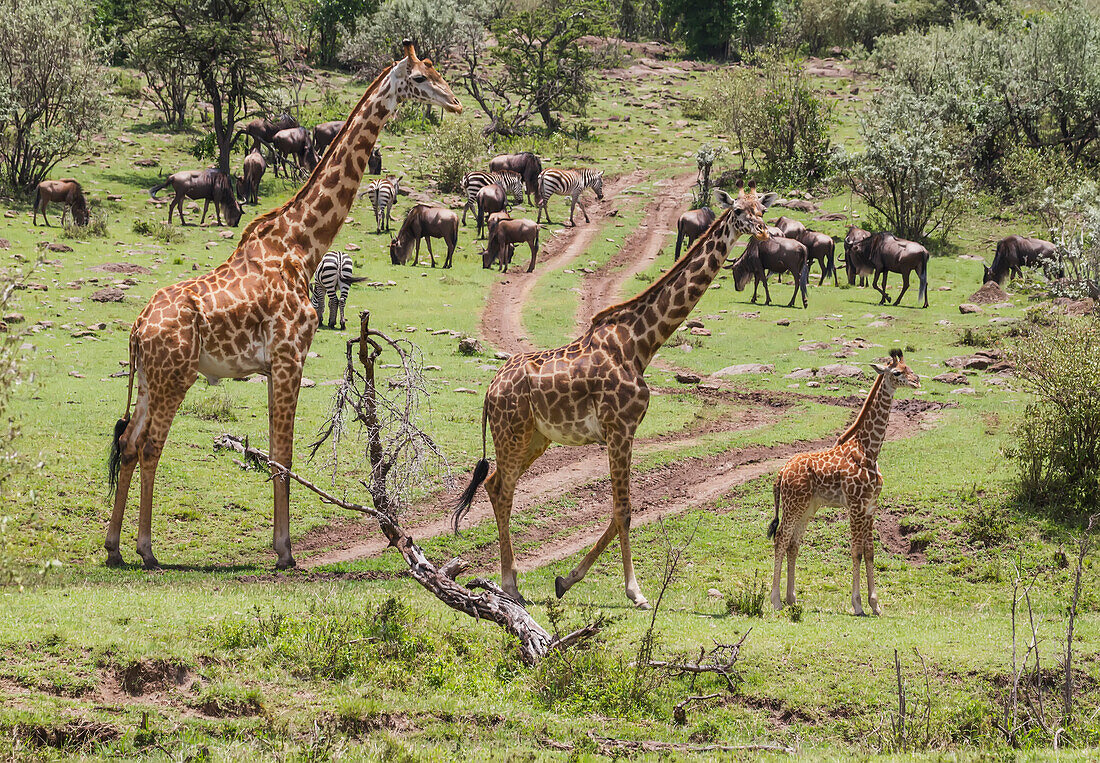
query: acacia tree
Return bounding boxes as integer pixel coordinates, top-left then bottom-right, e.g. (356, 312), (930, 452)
(140, 0), (278, 174)
(341, 0), (479, 75)
(0, 0), (112, 193)
(302, 0), (376, 67)
(461, 0), (612, 134)
(128, 30), (196, 130)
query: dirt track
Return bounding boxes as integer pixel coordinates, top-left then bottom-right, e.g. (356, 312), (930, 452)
(302, 171), (945, 573)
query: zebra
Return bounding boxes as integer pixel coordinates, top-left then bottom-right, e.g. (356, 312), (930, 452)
(460, 170), (524, 225)
(536, 168), (604, 226)
(358, 175), (401, 232)
(311, 251), (368, 330)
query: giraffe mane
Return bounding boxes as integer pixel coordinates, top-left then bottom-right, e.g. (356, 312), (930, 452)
(834, 370), (886, 446)
(588, 208), (731, 329)
(235, 64), (395, 245)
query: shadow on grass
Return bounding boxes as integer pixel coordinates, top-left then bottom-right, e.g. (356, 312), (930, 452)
(101, 169), (165, 191)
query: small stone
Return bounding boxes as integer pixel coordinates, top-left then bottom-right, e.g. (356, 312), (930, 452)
(707, 588), (723, 599)
(776, 318), (790, 326)
(806, 381), (821, 388)
(345, 243), (360, 251)
(932, 372), (968, 385)
(219, 230), (234, 239)
(959, 303), (982, 314)
(107, 194), (123, 201)
(950, 387), (977, 395)
(818, 364), (864, 378)
(867, 320), (890, 328)
(685, 319), (704, 329)
(739, 311), (760, 319)
(989, 316), (1019, 324)
(675, 372), (701, 384)
(936, 320), (952, 326)
(3, 211), (15, 219)
(0, 239), (9, 249)
(68, 371), (85, 378)
(689, 327), (710, 336)
(3, 313), (25, 324)
(454, 387), (479, 394)
(300, 377), (316, 388)
(458, 337), (482, 356)
(799, 341), (832, 352)
(785, 368), (816, 379)
(495, 351), (510, 360)
(47, 243), (73, 253)
(713, 363), (774, 376)
(90, 287), (126, 303)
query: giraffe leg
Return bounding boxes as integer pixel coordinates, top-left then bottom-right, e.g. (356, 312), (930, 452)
(786, 523), (808, 606)
(848, 505), (866, 616)
(268, 358), (306, 570)
(134, 386), (189, 569)
(485, 427), (548, 603)
(771, 515), (788, 610)
(863, 499), (881, 615)
(105, 396), (148, 566)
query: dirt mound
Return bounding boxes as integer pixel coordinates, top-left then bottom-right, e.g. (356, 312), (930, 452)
(115, 659), (191, 695)
(89, 263), (152, 274)
(20, 720), (119, 750)
(968, 281), (1009, 304)
(893, 398), (957, 415)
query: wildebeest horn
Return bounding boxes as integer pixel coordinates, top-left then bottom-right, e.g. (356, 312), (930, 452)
(402, 39), (418, 62)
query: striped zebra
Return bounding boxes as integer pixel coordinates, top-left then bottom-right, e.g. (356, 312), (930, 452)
(536, 168), (604, 226)
(311, 251), (368, 330)
(358, 175), (401, 232)
(460, 170), (523, 225)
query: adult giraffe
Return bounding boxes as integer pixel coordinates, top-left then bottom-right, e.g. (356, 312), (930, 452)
(105, 42), (462, 569)
(453, 183), (778, 607)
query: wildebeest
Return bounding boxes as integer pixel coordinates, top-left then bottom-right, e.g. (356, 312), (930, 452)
(844, 225), (873, 287)
(149, 169), (243, 227)
(983, 235), (1058, 285)
(675, 207), (717, 259)
(489, 152), (543, 205)
(864, 232), (929, 308)
(312, 121), (345, 156)
(367, 148), (382, 175)
(234, 114), (298, 154)
(33, 179), (88, 226)
(237, 148), (266, 204)
(483, 218), (540, 273)
(271, 127), (319, 177)
(774, 216), (837, 285)
(389, 204), (459, 268)
(728, 236), (809, 308)
(476, 184), (508, 239)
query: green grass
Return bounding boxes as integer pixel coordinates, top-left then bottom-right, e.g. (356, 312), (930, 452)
(1, 55), (1099, 760)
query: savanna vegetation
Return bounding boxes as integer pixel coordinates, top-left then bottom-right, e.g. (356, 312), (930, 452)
(3, 0), (1100, 759)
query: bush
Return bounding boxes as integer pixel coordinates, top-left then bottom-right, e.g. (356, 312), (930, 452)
(845, 86), (967, 244)
(420, 119), (490, 194)
(132, 219), (183, 244)
(725, 572), (767, 617)
(1006, 317), (1100, 507)
(695, 55), (835, 188)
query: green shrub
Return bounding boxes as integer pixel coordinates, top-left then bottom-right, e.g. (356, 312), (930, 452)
(725, 571), (767, 618)
(418, 119), (489, 194)
(132, 219), (183, 244)
(961, 499), (1010, 548)
(1005, 317), (1100, 507)
(61, 204), (109, 239)
(180, 388), (237, 422)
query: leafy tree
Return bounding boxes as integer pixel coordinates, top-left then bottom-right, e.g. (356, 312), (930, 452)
(461, 0), (612, 134)
(138, 0), (279, 174)
(846, 87), (967, 243)
(302, 0), (377, 67)
(341, 0), (482, 75)
(664, 0), (777, 58)
(0, 0), (112, 193)
(128, 26), (196, 130)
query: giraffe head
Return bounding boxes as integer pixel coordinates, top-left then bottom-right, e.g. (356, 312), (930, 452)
(871, 349), (920, 391)
(715, 180), (778, 241)
(392, 40), (463, 114)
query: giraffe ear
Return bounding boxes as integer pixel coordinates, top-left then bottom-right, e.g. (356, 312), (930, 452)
(714, 188), (736, 209)
(870, 363), (889, 375)
(758, 192), (779, 210)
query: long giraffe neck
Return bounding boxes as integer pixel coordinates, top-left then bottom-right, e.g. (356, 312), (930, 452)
(237, 65), (399, 282)
(836, 374), (896, 460)
(588, 211), (740, 370)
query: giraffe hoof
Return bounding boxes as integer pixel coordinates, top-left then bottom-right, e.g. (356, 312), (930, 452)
(633, 598), (650, 610)
(554, 576), (568, 599)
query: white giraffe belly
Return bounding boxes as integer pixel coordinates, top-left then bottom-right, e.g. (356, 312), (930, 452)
(534, 409), (605, 446)
(197, 341), (270, 384)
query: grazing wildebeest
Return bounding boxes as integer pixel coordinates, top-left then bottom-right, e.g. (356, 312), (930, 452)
(489, 152), (543, 205)
(483, 218), (540, 273)
(33, 179), (88, 226)
(728, 235), (809, 308)
(238, 148), (267, 204)
(844, 225), (873, 287)
(774, 216), (836, 285)
(476, 184), (508, 239)
(675, 207), (717, 259)
(312, 121), (345, 156)
(234, 114), (298, 154)
(864, 232), (929, 308)
(271, 127), (319, 177)
(149, 169), (243, 227)
(389, 204), (459, 268)
(983, 235), (1058, 285)
(367, 148), (382, 175)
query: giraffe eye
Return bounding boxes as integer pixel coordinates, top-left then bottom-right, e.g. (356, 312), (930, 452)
(412, 74), (427, 83)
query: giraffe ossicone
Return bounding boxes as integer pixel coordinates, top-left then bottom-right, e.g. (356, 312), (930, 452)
(768, 349), (920, 616)
(105, 43), (461, 570)
(453, 183), (778, 608)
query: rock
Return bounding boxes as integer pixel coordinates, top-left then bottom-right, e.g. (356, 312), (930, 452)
(345, 243), (360, 251)
(46, 242), (73, 253)
(799, 341), (832, 352)
(779, 199), (818, 212)
(988, 316), (1019, 324)
(675, 372), (701, 384)
(219, 230), (235, 239)
(814, 212), (848, 222)
(936, 320), (952, 326)
(967, 281), (1009, 305)
(867, 320), (890, 328)
(1053, 297), (1096, 316)
(0, 239), (9, 249)
(689, 327), (711, 336)
(685, 319), (704, 329)
(776, 318), (790, 326)
(458, 337), (482, 356)
(945, 355), (991, 370)
(90, 287), (126, 303)
(932, 372), (968, 385)
(950, 387), (977, 395)
(3, 313), (25, 324)
(300, 377), (316, 388)
(107, 194), (123, 202)
(806, 381), (821, 387)
(713, 363), (774, 376)
(495, 351), (510, 360)
(454, 387), (479, 394)
(3, 211), (15, 218)
(707, 588), (723, 599)
(784, 368), (816, 379)
(832, 348), (856, 358)
(68, 371), (85, 378)
(819, 364), (864, 378)
(959, 303), (982, 314)
(134, 158), (158, 167)
(739, 311), (760, 319)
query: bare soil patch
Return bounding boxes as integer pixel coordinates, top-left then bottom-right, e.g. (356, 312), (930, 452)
(88, 262), (152, 274)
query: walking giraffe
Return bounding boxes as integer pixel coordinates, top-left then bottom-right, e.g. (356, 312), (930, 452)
(105, 42), (462, 569)
(454, 183), (778, 607)
(768, 349), (920, 616)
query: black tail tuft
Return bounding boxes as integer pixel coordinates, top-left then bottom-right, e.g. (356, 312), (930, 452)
(107, 417), (129, 496)
(767, 516), (779, 540)
(452, 459), (490, 535)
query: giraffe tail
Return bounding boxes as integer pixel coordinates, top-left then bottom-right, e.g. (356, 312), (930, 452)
(107, 338), (138, 496)
(767, 478), (781, 539)
(451, 396), (490, 535)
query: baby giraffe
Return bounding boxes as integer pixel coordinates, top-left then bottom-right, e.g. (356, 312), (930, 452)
(768, 349), (920, 616)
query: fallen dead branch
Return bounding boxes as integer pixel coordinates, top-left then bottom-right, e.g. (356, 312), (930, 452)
(649, 630), (752, 693)
(215, 311), (601, 665)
